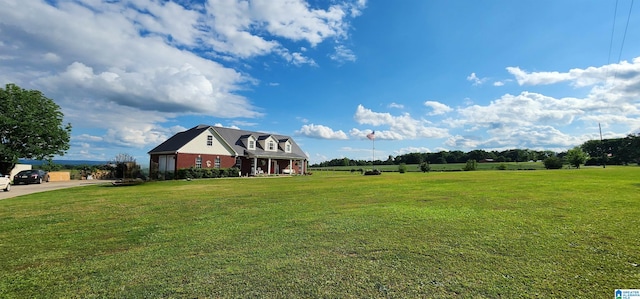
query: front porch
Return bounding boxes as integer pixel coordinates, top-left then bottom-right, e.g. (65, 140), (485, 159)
(239, 156), (306, 176)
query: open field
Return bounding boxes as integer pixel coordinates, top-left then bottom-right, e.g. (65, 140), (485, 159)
(310, 161), (547, 172)
(1, 167), (639, 297)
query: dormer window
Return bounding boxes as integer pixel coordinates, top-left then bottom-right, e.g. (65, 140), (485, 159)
(268, 141), (275, 151)
(248, 140), (255, 150)
(286, 144), (291, 153)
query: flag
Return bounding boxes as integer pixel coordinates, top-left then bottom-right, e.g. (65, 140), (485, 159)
(366, 131), (375, 140)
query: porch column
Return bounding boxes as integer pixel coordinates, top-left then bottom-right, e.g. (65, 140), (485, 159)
(267, 158), (272, 174)
(253, 157), (257, 175)
(289, 159), (293, 175)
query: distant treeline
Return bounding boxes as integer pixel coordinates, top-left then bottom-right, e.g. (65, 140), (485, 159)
(311, 134), (640, 167)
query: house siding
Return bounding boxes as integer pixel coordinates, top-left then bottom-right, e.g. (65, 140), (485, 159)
(179, 128), (235, 156)
(176, 153), (237, 169)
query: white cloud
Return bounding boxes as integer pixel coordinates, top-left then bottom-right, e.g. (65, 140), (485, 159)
(388, 102), (404, 109)
(394, 147), (431, 155)
(0, 0), (365, 159)
(353, 105), (449, 139)
(506, 67), (571, 86)
(444, 135), (483, 149)
(349, 128), (404, 140)
(330, 45), (357, 63)
(424, 100), (453, 115)
(447, 58), (640, 150)
(505, 58), (640, 87)
(467, 72), (488, 86)
(493, 81), (505, 87)
(456, 92), (584, 129)
(203, 0), (366, 59)
(296, 124), (349, 139)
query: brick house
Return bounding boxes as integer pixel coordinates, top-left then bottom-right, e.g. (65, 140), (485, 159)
(148, 125), (308, 178)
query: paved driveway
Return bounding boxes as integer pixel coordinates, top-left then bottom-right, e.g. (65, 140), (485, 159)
(0, 180), (112, 200)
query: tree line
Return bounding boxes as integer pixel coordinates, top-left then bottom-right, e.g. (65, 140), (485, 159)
(311, 134), (640, 168)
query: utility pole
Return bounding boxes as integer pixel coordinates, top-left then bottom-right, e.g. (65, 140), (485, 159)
(599, 123), (606, 168)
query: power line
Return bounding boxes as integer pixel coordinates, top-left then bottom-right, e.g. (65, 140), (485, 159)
(607, 0), (619, 66)
(616, 0), (635, 63)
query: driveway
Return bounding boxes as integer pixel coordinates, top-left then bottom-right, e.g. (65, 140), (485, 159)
(0, 180), (112, 200)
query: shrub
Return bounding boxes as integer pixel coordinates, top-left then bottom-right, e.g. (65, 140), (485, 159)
(543, 156), (563, 169)
(398, 163), (407, 173)
(497, 163), (508, 170)
(364, 169), (382, 175)
(463, 159), (477, 171)
(175, 167), (240, 180)
(419, 162), (431, 173)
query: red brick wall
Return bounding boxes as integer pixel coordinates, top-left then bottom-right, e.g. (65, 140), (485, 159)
(176, 153), (237, 169)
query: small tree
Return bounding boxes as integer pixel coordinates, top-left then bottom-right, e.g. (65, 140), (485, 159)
(463, 159), (477, 171)
(419, 162), (431, 173)
(111, 153), (141, 180)
(566, 147), (588, 169)
(543, 156), (563, 169)
(398, 163), (407, 173)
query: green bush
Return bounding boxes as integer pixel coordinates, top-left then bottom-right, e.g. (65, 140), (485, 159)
(175, 167), (239, 179)
(364, 169), (381, 175)
(543, 156), (564, 169)
(419, 162), (431, 173)
(398, 163), (407, 173)
(463, 159), (477, 171)
(497, 163), (508, 170)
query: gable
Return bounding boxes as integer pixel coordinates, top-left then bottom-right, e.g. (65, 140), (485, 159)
(178, 127), (236, 156)
(279, 139), (292, 153)
(257, 135), (279, 152)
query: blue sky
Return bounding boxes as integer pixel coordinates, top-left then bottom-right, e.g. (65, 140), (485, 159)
(2, 0), (640, 165)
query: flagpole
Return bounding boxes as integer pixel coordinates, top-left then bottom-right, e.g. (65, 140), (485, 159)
(367, 130), (375, 169)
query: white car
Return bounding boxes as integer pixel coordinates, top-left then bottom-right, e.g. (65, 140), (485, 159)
(0, 173), (10, 192)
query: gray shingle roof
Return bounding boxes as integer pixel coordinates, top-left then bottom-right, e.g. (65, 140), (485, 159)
(147, 125), (209, 154)
(148, 125), (308, 160)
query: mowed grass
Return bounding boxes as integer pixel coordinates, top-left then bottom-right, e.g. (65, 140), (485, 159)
(310, 161), (546, 172)
(1, 168), (639, 298)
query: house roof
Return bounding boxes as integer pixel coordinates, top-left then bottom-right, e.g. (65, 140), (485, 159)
(147, 125), (210, 154)
(148, 125), (308, 160)
(214, 126), (308, 160)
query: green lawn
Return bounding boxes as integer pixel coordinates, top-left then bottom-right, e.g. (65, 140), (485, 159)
(310, 161), (547, 172)
(1, 167), (639, 298)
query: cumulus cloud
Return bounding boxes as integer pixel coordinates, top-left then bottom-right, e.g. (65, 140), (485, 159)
(353, 105), (449, 139)
(349, 128), (404, 140)
(0, 0), (365, 158)
(424, 101), (453, 115)
(394, 147), (432, 155)
(456, 92), (585, 129)
(330, 45), (357, 63)
(202, 0), (366, 58)
(446, 58), (640, 150)
(296, 124), (349, 139)
(505, 58), (640, 87)
(388, 102), (404, 109)
(467, 72), (488, 86)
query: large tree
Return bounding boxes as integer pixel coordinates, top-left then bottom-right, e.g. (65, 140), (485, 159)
(0, 84), (72, 174)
